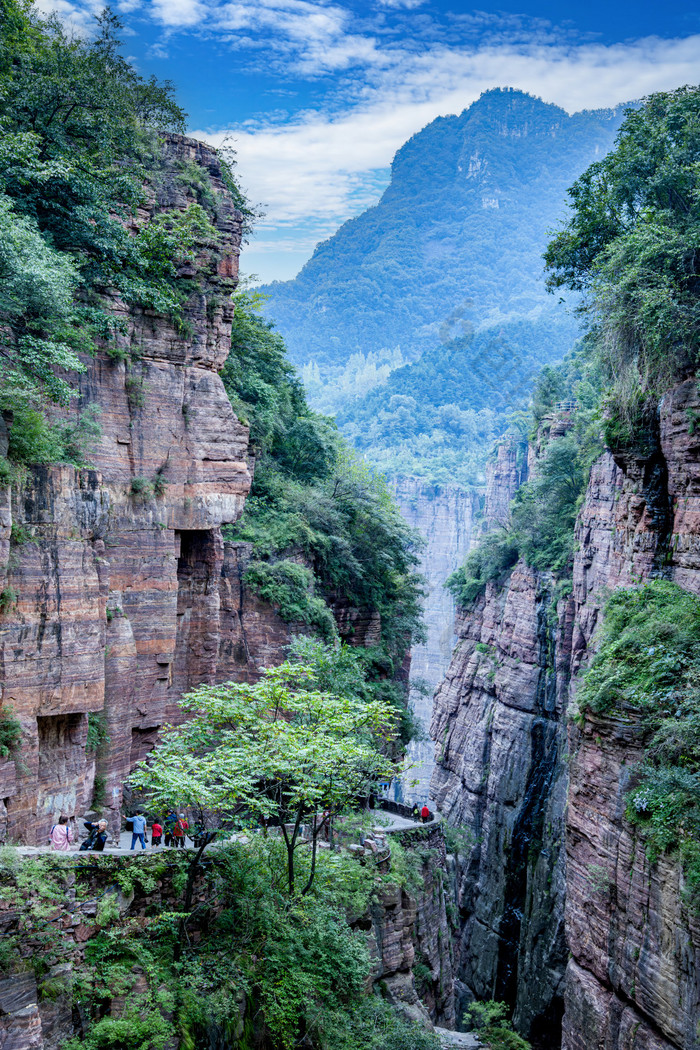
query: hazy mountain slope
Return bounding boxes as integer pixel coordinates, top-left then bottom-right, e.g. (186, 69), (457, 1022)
(260, 88), (627, 483)
(262, 89), (625, 366)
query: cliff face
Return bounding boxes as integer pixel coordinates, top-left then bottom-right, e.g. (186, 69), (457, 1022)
(0, 135), (293, 844)
(431, 383), (700, 1048)
(562, 381), (700, 1050)
(392, 478), (479, 804)
(430, 562), (570, 1044)
(0, 830), (455, 1048)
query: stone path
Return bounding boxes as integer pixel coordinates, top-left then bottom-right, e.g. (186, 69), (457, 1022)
(435, 1028), (481, 1048)
(14, 807), (436, 857)
(372, 810), (440, 833)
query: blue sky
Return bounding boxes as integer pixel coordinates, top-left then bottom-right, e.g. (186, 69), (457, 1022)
(44, 0), (700, 282)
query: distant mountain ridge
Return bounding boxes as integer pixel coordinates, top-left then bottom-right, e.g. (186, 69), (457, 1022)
(260, 88), (628, 483)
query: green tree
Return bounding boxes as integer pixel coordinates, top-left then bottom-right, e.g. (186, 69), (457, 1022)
(129, 662), (398, 897)
(545, 86), (700, 401)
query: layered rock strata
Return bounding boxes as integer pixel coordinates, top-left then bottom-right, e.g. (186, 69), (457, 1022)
(0, 136), (255, 844)
(562, 380), (700, 1050)
(392, 478), (479, 804)
(430, 561), (570, 1044)
(0, 831), (455, 1048)
(431, 385), (700, 1047)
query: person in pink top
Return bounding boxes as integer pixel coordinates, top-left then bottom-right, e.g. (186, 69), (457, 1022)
(49, 815), (74, 851)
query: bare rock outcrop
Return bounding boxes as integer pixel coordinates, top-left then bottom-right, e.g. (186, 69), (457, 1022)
(431, 386), (700, 1048)
(0, 135), (254, 843)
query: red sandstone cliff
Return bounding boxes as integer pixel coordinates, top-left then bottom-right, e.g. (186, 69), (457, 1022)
(431, 388), (700, 1047)
(0, 136), (294, 844)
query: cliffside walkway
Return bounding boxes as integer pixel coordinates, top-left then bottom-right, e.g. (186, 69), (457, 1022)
(435, 1029), (481, 1048)
(12, 805), (437, 856)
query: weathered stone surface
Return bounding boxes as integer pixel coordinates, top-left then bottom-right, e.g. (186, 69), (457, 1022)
(392, 477), (479, 804)
(431, 388), (700, 1047)
(561, 383), (700, 1049)
(484, 439), (527, 527)
(0, 973), (43, 1050)
(430, 562), (568, 1043)
(368, 834), (456, 1028)
(0, 135), (252, 844)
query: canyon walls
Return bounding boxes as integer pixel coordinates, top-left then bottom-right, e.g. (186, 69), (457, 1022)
(429, 561), (570, 1045)
(0, 135), (292, 845)
(430, 389), (700, 1047)
(392, 478), (479, 805)
(561, 381), (700, 1050)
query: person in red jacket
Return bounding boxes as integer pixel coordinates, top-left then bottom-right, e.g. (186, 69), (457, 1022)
(173, 814), (189, 847)
(420, 804), (430, 824)
(151, 820), (163, 847)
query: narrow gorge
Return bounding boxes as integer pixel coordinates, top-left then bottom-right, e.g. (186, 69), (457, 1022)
(1, 9), (700, 1050)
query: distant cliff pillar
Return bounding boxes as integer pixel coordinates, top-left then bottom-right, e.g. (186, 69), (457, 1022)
(391, 477), (478, 804)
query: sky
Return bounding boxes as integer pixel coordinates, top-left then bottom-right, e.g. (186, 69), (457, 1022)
(42, 0), (700, 282)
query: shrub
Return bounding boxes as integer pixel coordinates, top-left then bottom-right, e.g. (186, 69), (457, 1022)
(0, 707), (22, 757)
(446, 529), (518, 607)
(130, 477), (153, 500)
(578, 581), (700, 908)
(464, 1000), (531, 1049)
(0, 586), (18, 614)
(244, 559), (338, 642)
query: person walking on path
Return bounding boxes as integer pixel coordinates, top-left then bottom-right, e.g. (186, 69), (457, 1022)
(173, 814), (189, 848)
(420, 804), (430, 824)
(151, 820), (163, 847)
(81, 819), (108, 851)
(164, 810), (178, 847)
(130, 811), (147, 850)
(49, 815), (74, 851)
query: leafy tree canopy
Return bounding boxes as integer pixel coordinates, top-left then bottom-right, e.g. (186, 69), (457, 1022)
(130, 660), (398, 895)
(545, 85), (700, 399)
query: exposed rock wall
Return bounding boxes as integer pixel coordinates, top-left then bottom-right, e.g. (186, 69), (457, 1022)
(392, 477), (479, 804)
(0, 831), (455, 1048)
(431, 385), (700, 1048)
(562, 380), (700, 1050)
(369, 826), (456, 1028)
(430, 562), (570, 1044)
(0, 135), (260, 845)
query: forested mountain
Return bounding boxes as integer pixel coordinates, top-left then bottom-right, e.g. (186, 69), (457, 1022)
(261, 89), (628, 483)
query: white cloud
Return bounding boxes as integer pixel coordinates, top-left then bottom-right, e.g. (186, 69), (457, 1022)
(195, 32), (700, 241)
(31, 0), (700, 282)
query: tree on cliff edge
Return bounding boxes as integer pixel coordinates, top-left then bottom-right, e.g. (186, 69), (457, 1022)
(544, 85), (700, 430)
(129, 662), (398, 898)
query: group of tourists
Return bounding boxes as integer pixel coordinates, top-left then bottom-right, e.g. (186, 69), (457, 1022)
(127, 810), (190, 850)
(48, 816), (109, 852)
(48, 810), (191, 852)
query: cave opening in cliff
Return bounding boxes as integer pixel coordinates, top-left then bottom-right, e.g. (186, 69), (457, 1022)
(176, 529), (219, 588)
(171, 529), (222, 706)
(37, 713), (87, 785)
(130, 726), (161, 767)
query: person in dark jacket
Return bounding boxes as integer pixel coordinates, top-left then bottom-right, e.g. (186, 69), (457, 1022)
(164, 810), (178, 847)
(81, 819), (108, 851)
